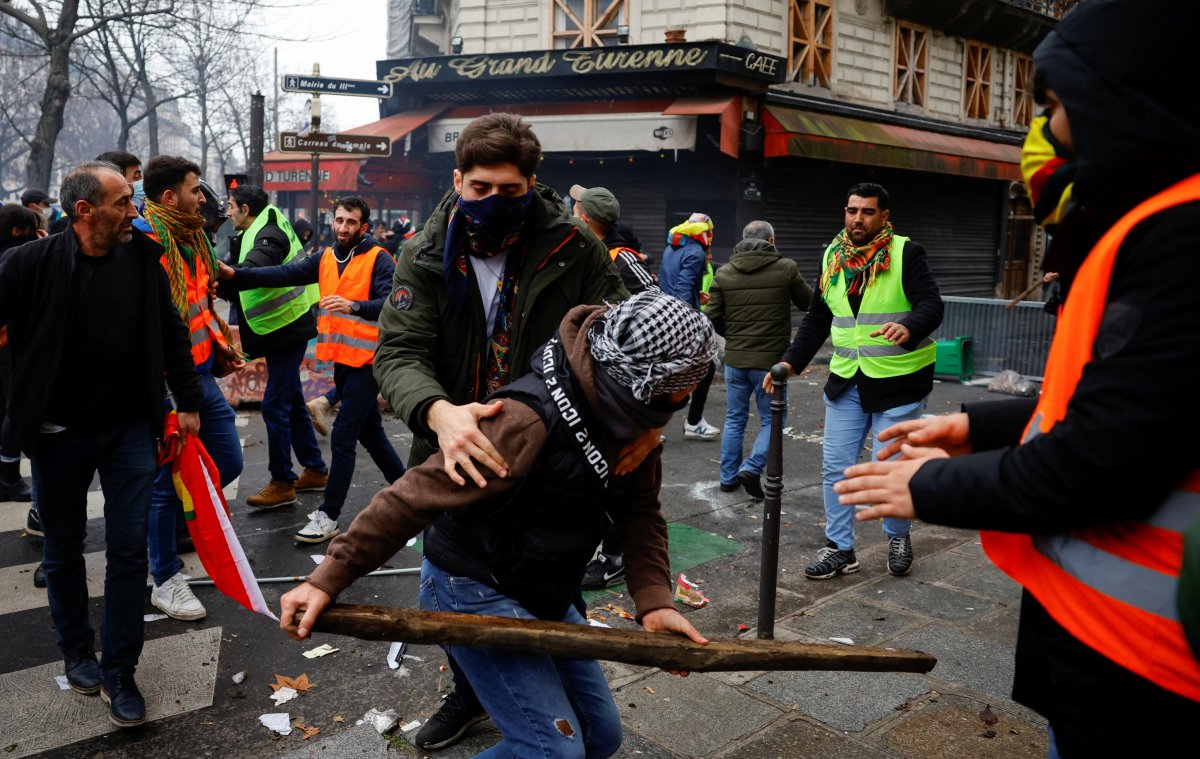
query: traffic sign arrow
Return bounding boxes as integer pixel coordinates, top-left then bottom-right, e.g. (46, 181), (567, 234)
(280, 74), (394, 99)
(278, 132), (392, 157)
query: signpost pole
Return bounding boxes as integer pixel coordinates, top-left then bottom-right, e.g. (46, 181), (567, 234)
(308, 63), (321, 241)
(248, 91), (264, 188)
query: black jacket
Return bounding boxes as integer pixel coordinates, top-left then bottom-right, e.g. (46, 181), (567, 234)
(223, 209), (318, 360)
(0, 227), (202, 451)
(908, 0), (1200, 749)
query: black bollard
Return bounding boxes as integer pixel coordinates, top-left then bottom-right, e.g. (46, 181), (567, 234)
(757, 363), (791, 640)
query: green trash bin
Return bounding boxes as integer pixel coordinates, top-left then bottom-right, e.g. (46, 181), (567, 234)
(934, 336), (974, 382)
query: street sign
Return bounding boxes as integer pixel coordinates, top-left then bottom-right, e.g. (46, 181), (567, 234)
(281, 74), (393, 99)
(278, 132), (392, 158)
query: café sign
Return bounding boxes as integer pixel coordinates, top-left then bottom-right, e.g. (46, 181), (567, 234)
(379, 41), (786, 87)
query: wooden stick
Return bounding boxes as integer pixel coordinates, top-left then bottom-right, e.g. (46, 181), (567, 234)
(1005, 279), (1044, 309)
(303, 604), (936, 674)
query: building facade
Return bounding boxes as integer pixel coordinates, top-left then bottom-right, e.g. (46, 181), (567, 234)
(295, 0), (1074, 295)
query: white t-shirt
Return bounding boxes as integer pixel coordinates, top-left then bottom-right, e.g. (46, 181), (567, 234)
(470, 250), (509, 336)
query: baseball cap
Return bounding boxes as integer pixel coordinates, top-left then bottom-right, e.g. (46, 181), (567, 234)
(569, 184), (620, 226)
(21, 189), (57, 206)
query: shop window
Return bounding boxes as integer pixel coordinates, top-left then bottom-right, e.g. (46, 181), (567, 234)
(788, 0), (834, 88)
(964, 41), (993, 120)
(1013, 53), (1035, 127)
(894, 21), (927, 107)
(552, 0), (629, 49)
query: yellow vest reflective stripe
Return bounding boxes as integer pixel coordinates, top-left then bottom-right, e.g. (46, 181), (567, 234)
(315, 246), (382, 368)
(823, 234), (936, 379)
(237, 206), (319, 334)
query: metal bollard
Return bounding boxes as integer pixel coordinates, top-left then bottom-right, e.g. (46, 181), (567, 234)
(757, 363), (790, 640)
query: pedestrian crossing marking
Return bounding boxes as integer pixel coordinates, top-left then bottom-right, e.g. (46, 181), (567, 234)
(0, 626), (221, 758)
(0, 490), (103, 533)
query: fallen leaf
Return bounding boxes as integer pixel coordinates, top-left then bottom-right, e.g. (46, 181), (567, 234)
(979, 704), (998, 726)
(270, 673), (314, 693)
(644, 687), (655, 694)
(603, 603), (634, 620)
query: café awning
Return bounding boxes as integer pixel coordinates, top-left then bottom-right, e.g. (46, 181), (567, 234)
(763, 105), (1022, 181)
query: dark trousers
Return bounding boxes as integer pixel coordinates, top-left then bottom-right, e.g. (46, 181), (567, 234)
(263, 343), (326, 482)
(33, 422), (156, 674)
(319, 364), (404, 520)
(686, 362), (716, 426)
(0, 348), (17, 461)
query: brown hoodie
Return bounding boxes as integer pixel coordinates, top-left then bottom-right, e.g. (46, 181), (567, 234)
(306, 304), (675, 619)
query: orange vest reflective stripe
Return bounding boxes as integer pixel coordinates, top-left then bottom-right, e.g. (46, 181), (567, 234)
(158, 251), (228, 367)
(316, 246), (382, 367)
(981, 173), (1200, 701)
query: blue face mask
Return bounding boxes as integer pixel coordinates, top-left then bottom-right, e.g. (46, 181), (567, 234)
(131, 179), (146, 209)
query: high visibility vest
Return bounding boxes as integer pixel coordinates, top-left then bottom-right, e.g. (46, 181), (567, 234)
(316, 246), (382, 368)
(236, 207), (319, 334)
(982, 173), (1200, 701)
(158, 250), (229, 368)
(822, 234), (936, 379)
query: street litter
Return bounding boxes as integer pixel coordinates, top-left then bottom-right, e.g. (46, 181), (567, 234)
(143, 614), (168, 622)
(587, 618), (611, 628)
(53, 675), (69, 691)
(987, 369), (1037, 397)
(387, 641), (405, 669)
(400, 720), (421, 733)
(310, 555), (325, 565)
(829, 637), (854, 645)
(271, 687), (298, 706)
(737, 623), (750, 632)
(259, 713), (292, 735)
(360, 707), (400, 735)
(405, 537), (417, 547)
(232, 671), (246, 684)
(302, 644), (339, 659)
(603, 603), (635, 620)
(673, 573), (710, 609)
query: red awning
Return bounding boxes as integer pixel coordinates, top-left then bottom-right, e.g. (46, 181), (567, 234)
(342, 103), (447, 142)
(763, 105), (1021, 181)
(262, 159), (360, 193)
(663, 96), (741, 158)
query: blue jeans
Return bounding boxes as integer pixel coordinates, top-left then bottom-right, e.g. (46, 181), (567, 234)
(263, 343), (326, 482)
(821, 384), (925, 551)
(419, 559), (623, 759)
(33, 422), (156, 674)
(148, 372), (243, 585)
(320, 365), (404, 520)
(719, 366), (781, 484)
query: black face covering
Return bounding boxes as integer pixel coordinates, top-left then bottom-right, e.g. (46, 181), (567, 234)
(594, 366), (684, 443)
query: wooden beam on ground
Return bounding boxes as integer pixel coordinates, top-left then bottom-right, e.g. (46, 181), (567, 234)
(303, 604), (937, 674)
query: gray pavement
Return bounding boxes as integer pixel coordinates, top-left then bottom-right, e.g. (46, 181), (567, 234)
(0, 365), (1047, 758)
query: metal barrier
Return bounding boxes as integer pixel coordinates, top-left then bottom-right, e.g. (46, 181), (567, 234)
(937, 296), (1057, 381)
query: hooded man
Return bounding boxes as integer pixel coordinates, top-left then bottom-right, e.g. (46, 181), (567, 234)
(281, 289), (715, 758)
(835, 1), (1200, 752)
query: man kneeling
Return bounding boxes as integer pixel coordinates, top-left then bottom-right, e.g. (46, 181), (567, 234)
(281, 290), (713, 757)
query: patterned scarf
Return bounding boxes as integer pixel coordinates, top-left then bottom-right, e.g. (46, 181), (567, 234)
(143, 199), (239, 355)
(820, 222), (895, 296)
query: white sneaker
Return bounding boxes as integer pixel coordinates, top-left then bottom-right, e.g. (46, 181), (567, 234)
(683, 419), (721, 440)
(296, 510), (340, 544)
(150, 572), (207, 621)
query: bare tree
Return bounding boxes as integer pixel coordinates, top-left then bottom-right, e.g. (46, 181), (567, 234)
(0, 0), (175, 189)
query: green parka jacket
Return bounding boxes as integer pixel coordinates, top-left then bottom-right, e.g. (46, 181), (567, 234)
(375, 183), (628, 466)
(705, 237), (813, 370)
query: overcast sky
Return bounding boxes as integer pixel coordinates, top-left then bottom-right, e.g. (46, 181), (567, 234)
(262, 0), (391, 130)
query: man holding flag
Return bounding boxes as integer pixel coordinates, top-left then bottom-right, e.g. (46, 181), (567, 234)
(222, 184), (328, 510)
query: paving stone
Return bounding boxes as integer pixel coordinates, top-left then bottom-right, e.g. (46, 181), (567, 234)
(743, 669), (930, 733)
(882, 693), (1048, 758)
(891, 625), (1019, 706)
(729, 717), (893, 759)
(854, 578), (995, 624)
(779, 597), (922, 648)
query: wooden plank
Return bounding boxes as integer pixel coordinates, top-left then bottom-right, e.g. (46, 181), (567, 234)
(305, 604), (937, 674)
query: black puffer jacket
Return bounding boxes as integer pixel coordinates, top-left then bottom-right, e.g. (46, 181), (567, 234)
(705, 237), (812, 369)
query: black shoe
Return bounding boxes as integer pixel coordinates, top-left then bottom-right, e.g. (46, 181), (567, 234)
(737, 471), (764, 500)
(718, 480), (740, 493)
(804, 542), (860, 580)
(413, 691), (489, 750)
(887, 535), (914, 576)
(25, 507), (43, 537)
(175, 531), (195, 555)
(581, 551), (627, 590)
(64, 645), (101, 695)
(0, 460), (32, 502)
(100, 670), (146, 727)
(33, 562), (46, 588)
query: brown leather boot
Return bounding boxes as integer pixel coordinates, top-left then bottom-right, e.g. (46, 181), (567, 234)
(246, 479), (296, 509)
(293, 468), (328, 493)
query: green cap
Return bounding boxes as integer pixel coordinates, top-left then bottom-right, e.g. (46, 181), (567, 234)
(569, 184), (620, 226)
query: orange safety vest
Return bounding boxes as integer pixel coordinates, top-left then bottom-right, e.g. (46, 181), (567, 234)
(158, 251), (229, 367)
(316, 245), (382, 368)
(982, 173), (1200, 701)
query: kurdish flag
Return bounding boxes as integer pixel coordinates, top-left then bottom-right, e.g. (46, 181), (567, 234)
(161, 412), (277, 620)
